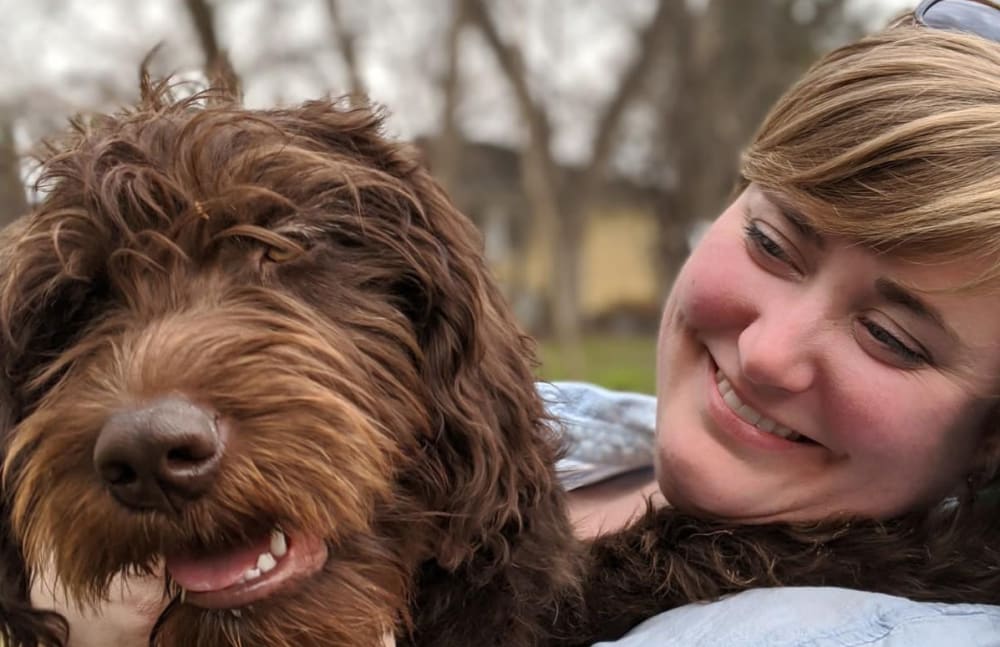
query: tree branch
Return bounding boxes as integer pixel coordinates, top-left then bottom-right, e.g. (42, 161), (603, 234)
(0, 115), (27, 226)
(183, 0), (240, 93)
(325, 0), (367, 100)
(580, 0), (678, 200)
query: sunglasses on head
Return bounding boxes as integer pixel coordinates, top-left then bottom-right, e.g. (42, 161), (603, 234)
(915, 0), (1000, 41)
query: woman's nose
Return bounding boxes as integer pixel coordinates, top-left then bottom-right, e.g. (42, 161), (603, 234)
(737, 308), (819, 393)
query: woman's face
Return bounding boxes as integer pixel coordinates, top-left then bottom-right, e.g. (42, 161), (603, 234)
(656, 184), (1000, 522)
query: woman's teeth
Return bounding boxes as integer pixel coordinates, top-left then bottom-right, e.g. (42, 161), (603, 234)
(715, 370), (802, 441)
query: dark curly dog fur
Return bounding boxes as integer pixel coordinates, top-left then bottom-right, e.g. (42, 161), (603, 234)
(0, 77), (583, 647)
(2, 78), (999, 647)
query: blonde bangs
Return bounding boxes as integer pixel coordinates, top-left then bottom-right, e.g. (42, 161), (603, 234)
(741, 22), (1000, 284)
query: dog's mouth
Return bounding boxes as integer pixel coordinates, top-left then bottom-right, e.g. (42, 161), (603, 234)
(164, 527), (328, 609)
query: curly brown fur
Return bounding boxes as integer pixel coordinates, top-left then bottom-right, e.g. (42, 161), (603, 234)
(549, 502), (1000, 645)
(0, 76), (581, 647)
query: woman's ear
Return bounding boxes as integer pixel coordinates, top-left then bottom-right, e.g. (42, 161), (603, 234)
(958, 400), (1000, 503)
(969, 428), (1000, 502)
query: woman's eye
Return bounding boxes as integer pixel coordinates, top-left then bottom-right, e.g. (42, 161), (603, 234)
(743, 220), (800, 274)
(859, 318), (929, 367)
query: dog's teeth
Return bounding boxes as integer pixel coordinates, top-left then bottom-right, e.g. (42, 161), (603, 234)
(257, 552), (277, 573)
(243, 567), (262, 581)
(180, 588), (187, 604)
(270, 529), (288, 558)
(231, 609), (242, 618)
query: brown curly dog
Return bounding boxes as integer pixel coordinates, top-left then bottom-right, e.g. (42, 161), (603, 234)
(0, 77), (584, 647)
(2, 77), (999, 647)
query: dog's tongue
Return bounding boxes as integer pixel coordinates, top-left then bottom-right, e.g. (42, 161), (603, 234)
(165, 534), (270, 592)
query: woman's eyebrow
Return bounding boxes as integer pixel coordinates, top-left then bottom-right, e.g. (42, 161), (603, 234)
(875, 277), (959, 343)
(760, 191), (824, 247)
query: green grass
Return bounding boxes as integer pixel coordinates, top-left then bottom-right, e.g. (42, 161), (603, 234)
(537, 334), (657, 395)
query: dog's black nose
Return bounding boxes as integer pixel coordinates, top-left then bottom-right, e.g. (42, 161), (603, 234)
(94, 396), (224, 512)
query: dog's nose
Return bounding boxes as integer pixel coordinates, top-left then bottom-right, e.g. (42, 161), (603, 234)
(94, 396), (223, 512)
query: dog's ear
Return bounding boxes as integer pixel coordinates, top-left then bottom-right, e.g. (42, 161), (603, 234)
(0, 415), (69, 646)
(0, 239), (69, 647)
(1, 490), (69, 647)
(397, 160), (574, 570)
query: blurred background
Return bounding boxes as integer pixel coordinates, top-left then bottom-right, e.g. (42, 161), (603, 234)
(0, 0), (910, 393)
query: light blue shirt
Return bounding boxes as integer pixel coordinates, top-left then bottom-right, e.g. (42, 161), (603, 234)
(541, 381), (1000, 647)
(595, 587), (1000, 646)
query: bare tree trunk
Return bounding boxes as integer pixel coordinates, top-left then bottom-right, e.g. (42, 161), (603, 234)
(325, 0), (367, 102)
(654, 0), (858, 295)
(185, 0), (220, 65)
(430, 0), (467, 195)
(569, 0), (680, 212)
(555, 0), (680, 347)
(183, 0), (240, 92)
(464, 0), (572, 350)
(467, 0), (675, 373)
(0, 115), (26, 227)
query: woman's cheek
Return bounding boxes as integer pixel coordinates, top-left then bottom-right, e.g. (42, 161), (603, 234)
(674, 238), (752, 331)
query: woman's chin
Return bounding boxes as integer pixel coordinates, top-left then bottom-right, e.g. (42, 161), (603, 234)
(654, 442), (787, 522)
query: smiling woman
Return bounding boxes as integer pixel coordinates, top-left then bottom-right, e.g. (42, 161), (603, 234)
(569, 0), (1000, 644)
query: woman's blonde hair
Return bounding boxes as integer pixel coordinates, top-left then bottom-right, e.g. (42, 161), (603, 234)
(743, 8), (1000, 274)
(742, 8), (1000, 497)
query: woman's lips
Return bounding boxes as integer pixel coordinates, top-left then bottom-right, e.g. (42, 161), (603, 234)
(705, 356), (821, 452)
(715, 368), (805, 441)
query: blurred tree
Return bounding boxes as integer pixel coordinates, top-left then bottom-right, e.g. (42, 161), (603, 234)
(466, 0), (676, 361)
(185, 0), (222, 68)
(184, 0), (240, 90)
(0, 0), (870, 329)
(325, 0), (367, 103)
(429, 0), (467, 196)
(653, 0), (863, 292)
(0, 114), (27, 226)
